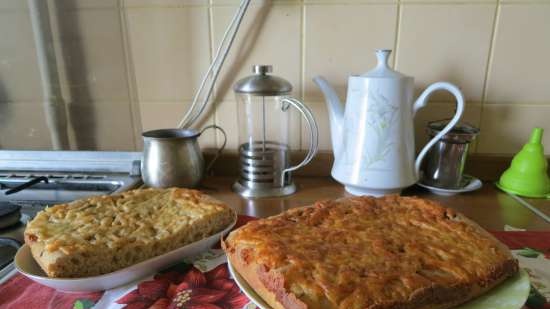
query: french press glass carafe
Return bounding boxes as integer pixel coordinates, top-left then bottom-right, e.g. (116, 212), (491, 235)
(232, 65), (318, 198)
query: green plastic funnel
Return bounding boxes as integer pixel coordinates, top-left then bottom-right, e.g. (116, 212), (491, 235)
(497, 128), (550, 198)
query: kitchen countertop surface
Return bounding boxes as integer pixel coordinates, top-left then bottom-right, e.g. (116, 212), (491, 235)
(202, 176), (549, 231)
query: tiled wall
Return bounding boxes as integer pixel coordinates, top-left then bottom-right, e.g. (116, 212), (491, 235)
(0, 0), (549, 154)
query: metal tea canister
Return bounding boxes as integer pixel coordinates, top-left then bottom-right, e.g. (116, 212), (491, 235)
(420, 120), (479, 189)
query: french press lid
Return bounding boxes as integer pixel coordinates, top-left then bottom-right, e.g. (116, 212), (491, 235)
(233, 65), (292, 96)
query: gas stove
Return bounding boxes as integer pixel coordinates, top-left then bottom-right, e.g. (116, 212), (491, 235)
(0, 172), (137, 218)
(0, 151), (142, 279)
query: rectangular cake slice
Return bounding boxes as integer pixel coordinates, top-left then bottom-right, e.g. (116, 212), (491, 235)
(25, 188), (236, 278)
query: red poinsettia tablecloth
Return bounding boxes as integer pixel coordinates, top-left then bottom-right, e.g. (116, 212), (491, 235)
(0, 216), (548, 309)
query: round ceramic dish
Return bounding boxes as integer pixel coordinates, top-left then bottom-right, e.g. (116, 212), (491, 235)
(228, 260), (530, 309)
(15, 217), (236, 292)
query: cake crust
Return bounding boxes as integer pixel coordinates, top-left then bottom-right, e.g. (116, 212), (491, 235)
(223, 195), (518, 309)
(25, 188), (236, 278)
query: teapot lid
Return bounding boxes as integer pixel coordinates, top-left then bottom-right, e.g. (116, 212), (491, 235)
(234, 65), (292, 96)
(360, 49), (410, 79)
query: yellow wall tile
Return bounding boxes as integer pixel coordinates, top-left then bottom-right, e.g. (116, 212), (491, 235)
(1, 1), (549, 155)
(414, 102), (482, 152)
(55, 7), (132, 103)
(397, 3), (496, 103)
(124, 0), (208, 7)
(125, 5), (210, 102)
(310, 101), (483, 153)
(219, 99), (302, 151)
(214, 100), (240, 149)
(312, 102), (481, 151)
(485, 3), (550, 104)
(54, 0), (118, 10)
(213, 0), (300, 5)
(0, 8), (43, 102)
(288, 104), (302, 151)
(140, 102), (188, 130)
(401, 0), (495, 3)
(211, 3), (302, 102)
(139, 102), (216, 148)
(67, 103), (136, 150)
(500, 0), (549, 3)
(0, 102), (52, 149)
(477, 104), (550, 154)
(304, 3), (398, 101)
(0, 1), (28, 10)
(300, 102), (333, 151)
(305, 0), (396, 3)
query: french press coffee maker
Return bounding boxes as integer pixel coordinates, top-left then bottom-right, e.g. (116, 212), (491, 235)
(232, 65), (319, 198)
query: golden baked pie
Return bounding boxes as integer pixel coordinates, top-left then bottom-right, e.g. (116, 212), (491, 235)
(223, 195), (518, 309)
(25, 188), (236, 278)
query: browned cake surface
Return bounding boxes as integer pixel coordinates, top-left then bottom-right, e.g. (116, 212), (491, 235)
(25, 188), (236, 278)
(223, 195), (518, 309)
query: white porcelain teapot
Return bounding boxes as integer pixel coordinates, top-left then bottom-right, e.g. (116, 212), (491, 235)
(314, 49), (464, 196)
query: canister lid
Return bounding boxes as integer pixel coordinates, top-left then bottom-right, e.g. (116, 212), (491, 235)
(233, 65), (292, 95)
(427, 120), (480, 143)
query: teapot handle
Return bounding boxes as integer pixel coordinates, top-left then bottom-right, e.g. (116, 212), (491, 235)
(413, 82), (464, 177)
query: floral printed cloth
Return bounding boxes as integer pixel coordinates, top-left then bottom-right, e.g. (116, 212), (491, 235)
(101, 254), (253, 309)
(0, 217), (548, 309)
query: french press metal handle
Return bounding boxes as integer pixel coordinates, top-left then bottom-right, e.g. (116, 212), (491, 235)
(280, 98), (319, 185)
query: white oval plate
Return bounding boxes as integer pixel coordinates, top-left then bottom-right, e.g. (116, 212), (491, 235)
(15, 217), (236, 292)
(229, 260), (530, 309)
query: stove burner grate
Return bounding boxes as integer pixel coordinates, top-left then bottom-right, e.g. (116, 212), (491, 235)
(0, 202), (21, 229)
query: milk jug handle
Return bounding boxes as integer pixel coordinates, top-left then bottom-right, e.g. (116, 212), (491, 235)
(199, 125), (227, 173)
(413, 82), (465, 177)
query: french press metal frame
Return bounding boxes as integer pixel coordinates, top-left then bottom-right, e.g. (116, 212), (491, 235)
(232, 65), (319, 198)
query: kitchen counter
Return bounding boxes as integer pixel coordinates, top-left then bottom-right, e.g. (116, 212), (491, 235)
(203, 176), (549, 231)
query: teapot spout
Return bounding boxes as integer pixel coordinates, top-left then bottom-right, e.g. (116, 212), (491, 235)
(313, 76), (344, 158)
